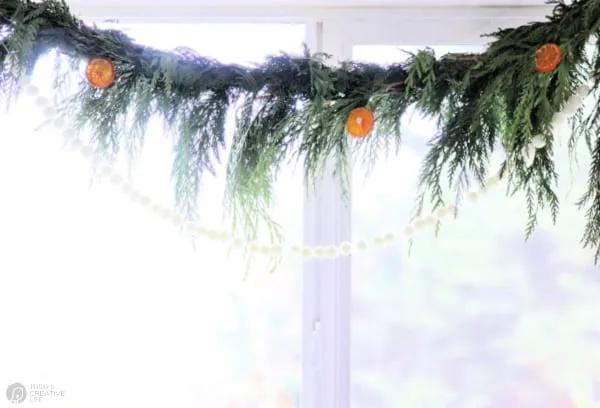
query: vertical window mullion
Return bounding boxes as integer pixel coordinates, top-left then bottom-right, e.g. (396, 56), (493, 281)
(302, 19), (352, 408)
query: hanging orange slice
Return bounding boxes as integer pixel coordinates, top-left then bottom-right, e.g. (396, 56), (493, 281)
(86, 57), (115, 88)
(345, 107), (374, 138)
(535, 43), (561, 73)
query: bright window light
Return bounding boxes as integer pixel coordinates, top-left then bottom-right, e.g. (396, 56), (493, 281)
(0, 23), (305, 408)
(351, 45), (600, 408)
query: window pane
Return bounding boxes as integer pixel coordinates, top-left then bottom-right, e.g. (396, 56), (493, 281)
(0, 23), (304, 408)
(351, 45), (600, 407)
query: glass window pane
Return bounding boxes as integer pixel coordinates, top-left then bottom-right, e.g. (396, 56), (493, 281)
(0, 23), (304, 408)
(352, 45), (600, 408)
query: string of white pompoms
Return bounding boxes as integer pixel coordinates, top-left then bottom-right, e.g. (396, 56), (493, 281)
(21, 76), (589, 259)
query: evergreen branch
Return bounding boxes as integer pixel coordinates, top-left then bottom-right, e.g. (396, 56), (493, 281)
(3, 0), (600, 261)
(576, 95), (600, 263)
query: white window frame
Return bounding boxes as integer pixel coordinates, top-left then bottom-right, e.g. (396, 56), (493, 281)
(304, 12), (544, 408)
(75, 5), (550, 407)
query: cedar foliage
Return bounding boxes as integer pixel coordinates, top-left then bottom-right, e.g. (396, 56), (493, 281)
(2, 0), (600, 261)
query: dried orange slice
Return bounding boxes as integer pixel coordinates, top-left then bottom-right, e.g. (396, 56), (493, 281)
(535, 43), (561, 73)
(345, 107), (374, 138)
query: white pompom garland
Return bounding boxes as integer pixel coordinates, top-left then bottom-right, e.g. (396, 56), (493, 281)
(23, 75), (508, 260)
(520, 83), (591, 167)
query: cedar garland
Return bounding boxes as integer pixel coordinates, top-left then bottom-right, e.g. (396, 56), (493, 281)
(2, 0), (600, 262)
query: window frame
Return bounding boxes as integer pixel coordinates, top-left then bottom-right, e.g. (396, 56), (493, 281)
(75, 4), (550, 23)
(75, 7), (552, 407)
